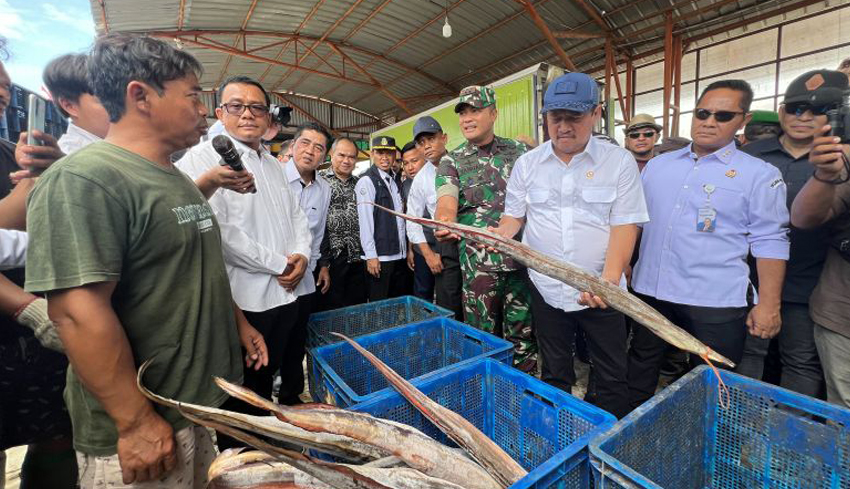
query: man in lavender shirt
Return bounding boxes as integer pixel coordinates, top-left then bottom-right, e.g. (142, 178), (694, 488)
(628, 80), (790, 409)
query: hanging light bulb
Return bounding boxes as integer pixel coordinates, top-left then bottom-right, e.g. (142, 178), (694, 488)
(442, 1), (452, 38)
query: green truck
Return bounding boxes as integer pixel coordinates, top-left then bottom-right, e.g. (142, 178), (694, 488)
(370, 63), (568, 150)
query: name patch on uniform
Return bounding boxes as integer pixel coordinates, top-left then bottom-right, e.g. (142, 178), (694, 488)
(769, 178), (785, 189)
(197, 218), (213, 231)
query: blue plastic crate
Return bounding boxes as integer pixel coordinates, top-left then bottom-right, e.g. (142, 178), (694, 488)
(351, 358), (616, 488)
(310, 317), (513, 407)
(306, 297), (453, 402)
(590, 365), (850, 488)
(307, 296), (454, 349)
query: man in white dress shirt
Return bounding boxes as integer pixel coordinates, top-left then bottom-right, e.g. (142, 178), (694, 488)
(406, 116), (463, 317)
(356, 135), (408, 301)
(492, 73), (648, 418)
(177, 76), (311, 432)
(280, 122), (331, 404)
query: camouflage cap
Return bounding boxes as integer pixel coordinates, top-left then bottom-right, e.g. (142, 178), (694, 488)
(454, 85), (496, 113)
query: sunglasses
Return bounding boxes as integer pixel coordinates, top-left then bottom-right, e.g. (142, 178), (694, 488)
(783, 102), (831, 117)
(628, 131), (657, 139)
(694, 108), (745, 123)
(220, 102), (270, 117)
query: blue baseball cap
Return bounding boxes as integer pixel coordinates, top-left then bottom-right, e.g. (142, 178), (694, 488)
(413, 116), (443, 140)
(541, 72), (599, 114)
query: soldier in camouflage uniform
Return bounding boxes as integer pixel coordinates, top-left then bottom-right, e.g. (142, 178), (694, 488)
(434, 85), (538, 372)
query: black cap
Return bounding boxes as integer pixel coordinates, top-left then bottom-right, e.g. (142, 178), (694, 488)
(784, 70), (849, 105)
(371, 135), (396, 151)
(413, 116), (443, 140)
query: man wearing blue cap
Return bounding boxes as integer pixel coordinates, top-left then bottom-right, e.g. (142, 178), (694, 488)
(491, 73), (648, 418)
(406, 116), (463, 317)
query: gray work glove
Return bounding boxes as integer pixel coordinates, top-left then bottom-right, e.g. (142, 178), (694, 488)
(14, 297), (64, 352)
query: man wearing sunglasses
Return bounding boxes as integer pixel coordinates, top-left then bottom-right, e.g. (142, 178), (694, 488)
(628, 79), (790, 409)
(791, 70), (850, 409)
(623, 113), (662, 171)
(178, 76), (312, 443)
(734, 70), (848, 397)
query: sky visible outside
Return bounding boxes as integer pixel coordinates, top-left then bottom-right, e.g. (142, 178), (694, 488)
(0, 0), (97, 94)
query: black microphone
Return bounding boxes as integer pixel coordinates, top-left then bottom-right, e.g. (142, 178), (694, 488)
(212, 135), (256, 193)
(212, 135), (246, 172)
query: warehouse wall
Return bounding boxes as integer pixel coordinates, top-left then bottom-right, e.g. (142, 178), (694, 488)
(610, 5), (850, 145)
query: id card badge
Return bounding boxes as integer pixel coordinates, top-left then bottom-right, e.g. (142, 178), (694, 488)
(697, 206), (717, 232)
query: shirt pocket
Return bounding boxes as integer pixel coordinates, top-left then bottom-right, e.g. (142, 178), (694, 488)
(461, 175), (486, 205)
(689, 183), (746, 225)
(527, 188), (551, 204)
(578, 186), (617, 225)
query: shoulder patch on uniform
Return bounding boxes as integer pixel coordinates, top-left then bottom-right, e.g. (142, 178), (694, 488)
(770, 177), (785, 189)
(360, 187), (367, 195)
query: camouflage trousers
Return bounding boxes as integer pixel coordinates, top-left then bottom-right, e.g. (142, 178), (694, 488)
(461, 265), (538, 373)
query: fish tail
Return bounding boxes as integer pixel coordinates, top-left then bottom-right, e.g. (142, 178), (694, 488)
(700, 352), (731, 410)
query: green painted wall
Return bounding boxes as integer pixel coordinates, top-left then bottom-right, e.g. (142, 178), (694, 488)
(372, 75), (536, 150)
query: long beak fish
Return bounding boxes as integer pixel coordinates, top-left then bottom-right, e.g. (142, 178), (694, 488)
(332, 333), (527, 487)
(368, 202), (735, 368)
(213, 377), (501, 489)
(207, 447), (466, 489)
(135, 362), (386, 462)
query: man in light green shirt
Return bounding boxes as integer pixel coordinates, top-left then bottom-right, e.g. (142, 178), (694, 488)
(25, 34), (245, 487)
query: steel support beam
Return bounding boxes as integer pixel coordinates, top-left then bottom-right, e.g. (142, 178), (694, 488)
(97, 0), (109, 33)
(515, 0), (576, 71)
(570, 0), (610, 33)
(552, 30), (605, 39)
(661, 12), (673, 139)
(166, 35), (374, 87)
(672, 34), (683, 137)
(326, 43), (413, 116)
(606, 39), (627, 123)
(177, 0), (186, 30)
(625, 56), (633, 119)
(145, 30), (453, 94)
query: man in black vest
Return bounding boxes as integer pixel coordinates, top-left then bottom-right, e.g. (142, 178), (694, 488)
(355, 136), (408, 301)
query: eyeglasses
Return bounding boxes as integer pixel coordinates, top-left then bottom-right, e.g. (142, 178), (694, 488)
(220, 103), (270, 117)
(694, 108), (745, 123)
(783, 102), (831, 117)
(628, 131), (656, 139)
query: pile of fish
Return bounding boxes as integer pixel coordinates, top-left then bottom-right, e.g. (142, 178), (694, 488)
(370, 204), (735, 368)
(137, 332), (528, 489)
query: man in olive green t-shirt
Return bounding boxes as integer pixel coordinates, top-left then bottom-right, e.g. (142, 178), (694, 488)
(25, 34), (243, 487)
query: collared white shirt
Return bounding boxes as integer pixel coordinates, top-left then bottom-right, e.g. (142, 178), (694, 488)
(57, 122), (101, 155)
(504, 137), (649, 312)
(0, 229), (27, 270)
(283, 159), (331, 296)
(406, 161), (438, 245)
(355, 167), (407, 261)
(176, 132), (312, 312)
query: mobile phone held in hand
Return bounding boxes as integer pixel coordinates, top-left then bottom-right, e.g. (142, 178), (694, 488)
(26, 94), (46, 146)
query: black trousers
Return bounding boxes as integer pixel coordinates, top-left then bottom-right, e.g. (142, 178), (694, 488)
(412, 250), (436, 301)
(218, 301), (299, 450)
(319, 255), (367, 312)
(434, 242), (463, 319)
(278, 291), (315, 405)
(367, 258), (408, 301)
(735, 301), (823, 398)
(530, 284), (630, 419)
(627, 293), (748, 410)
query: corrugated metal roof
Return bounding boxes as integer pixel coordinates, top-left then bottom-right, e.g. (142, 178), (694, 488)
(89, 0), (843, 124)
